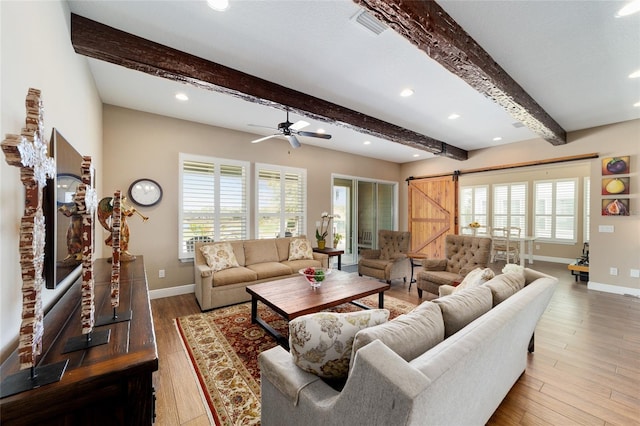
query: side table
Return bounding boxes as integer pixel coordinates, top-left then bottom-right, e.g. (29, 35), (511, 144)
(312, 247), (345, 270)
(407, 252), (428, 292)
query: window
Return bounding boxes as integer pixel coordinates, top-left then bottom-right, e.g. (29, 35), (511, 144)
(179, 153), (249, 259)
(534, 178), (577, 242)
(459, 185), (488, 231)
(584, 177), (590, 242)
(493, 183), (527, 234)
(255, 163), (306, 239)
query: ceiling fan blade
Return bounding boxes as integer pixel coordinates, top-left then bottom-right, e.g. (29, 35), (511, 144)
(251, 134), (279, 144)
(287, 134), (301, 148)
(290, 120), (310, 131)
(297, 131), (332, 139)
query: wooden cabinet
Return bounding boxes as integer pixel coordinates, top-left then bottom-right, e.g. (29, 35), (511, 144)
(0, 257), (158, 425)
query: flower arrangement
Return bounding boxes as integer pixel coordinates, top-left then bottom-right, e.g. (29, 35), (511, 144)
(469, 221), (481, 229)
(315, 212), (338, 242)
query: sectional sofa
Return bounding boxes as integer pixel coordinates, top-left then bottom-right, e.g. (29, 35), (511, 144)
(259, 268), (557, 425)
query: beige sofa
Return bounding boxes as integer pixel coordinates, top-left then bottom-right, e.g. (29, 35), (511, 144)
(194, 237), (328, 311)
(259, 268), (557, 425)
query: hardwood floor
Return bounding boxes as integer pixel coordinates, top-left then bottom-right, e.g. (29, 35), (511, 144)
(150, 262), (640, 425)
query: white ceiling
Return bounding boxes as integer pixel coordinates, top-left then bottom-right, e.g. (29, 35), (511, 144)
(67, 0), (640, 163)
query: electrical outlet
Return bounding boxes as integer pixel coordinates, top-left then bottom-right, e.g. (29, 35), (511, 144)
(535, 244), (540, 250)
(159, 269), (165, 278)
(631, 269), (640, 278)
(609, 267), (618, 276)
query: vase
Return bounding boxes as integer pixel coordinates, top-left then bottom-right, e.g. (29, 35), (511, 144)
(317, 240), (326, 250)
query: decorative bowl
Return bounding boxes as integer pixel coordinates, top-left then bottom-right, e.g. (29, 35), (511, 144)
(299, 267), (332, 288)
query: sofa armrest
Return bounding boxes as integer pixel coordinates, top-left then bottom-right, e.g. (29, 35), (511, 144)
(259, 345), (322, 405)
(422, 258), (447, 271)
(194, 264), (214, 310)
(360, 249), (381, 259)
(312, 252), (329, 268)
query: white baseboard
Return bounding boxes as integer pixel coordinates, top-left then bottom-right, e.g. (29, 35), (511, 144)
(150, 284), (195, 300)
(531, 255), (574, 264)
(587, 281), (640, 298)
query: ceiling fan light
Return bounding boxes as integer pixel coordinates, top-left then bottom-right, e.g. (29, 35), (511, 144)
(207, 0), (229, 12)
(400, 88), (414, 97)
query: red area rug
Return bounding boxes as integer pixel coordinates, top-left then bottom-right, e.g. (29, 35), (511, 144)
(175, 295), (415, 425)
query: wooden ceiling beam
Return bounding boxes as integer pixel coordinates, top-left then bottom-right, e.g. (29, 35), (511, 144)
(70, 13), (468, 161)
(355, 0), (567, 145)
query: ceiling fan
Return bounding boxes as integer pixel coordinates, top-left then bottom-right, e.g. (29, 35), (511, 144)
(250, 110), (332, 148)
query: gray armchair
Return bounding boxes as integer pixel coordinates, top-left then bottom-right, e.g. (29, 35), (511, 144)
(416, 234), (491, 298)
(358, 230), (411, 284)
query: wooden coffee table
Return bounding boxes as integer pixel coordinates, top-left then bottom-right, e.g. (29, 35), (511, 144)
(246, 271), (390, 349)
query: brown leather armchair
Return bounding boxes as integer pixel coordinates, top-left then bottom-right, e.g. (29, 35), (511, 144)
(358, 230), (411, 284)
(416, 234), (491, 298)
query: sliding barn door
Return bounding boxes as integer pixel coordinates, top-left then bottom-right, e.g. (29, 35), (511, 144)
(408, 176), (458, 258)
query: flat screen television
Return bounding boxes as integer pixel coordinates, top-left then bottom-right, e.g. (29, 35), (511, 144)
(43, 128), (84, 289)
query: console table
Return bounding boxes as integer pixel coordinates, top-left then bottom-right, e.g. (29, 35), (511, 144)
(0, 257), (158, 425)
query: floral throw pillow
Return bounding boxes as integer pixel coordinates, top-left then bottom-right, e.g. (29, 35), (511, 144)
(200, 242), (239, 272)
(288, 238), (314, 261)
(289, 309), (390, 379)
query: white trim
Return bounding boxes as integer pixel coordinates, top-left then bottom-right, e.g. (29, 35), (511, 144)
(588, 281), (640, 298)
(150, 284), (195, 300)
(531, 255), (575, 264)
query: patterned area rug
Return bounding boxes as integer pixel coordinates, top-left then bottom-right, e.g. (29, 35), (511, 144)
(175, 294), (416, 425)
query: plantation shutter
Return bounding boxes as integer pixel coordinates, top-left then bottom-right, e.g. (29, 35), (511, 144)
(256, 164), (306, 239)
(534, 179), (577, 242)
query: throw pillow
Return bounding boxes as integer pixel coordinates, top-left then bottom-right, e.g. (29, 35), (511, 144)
(484, 272), (526, 306)
(289, 309), (390, 379)
(453, 267), (495, 293)
(200, 242), (240, 272)
(288, 238), (314, 261)
(351, 301), (444, 365)
(433, 285), (493, 337)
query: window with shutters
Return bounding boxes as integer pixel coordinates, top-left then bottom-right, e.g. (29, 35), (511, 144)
(492, 182), (527, 234)
(256, 163), (306, 239)
(534, 178), (577, 242)
(178, 153), (249, 260)
(459, 185), (488, 231)
(584, 177), (590, 242)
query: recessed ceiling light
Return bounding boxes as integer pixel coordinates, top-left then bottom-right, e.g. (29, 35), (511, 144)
(448, 113), (460, 120)
(493, 137), (502, 141)
(634, 101), (640, 107)
(175, 93), (189, 101)
(316, 128), (326, 134)
(413, 154), (420, 158)
(629, 69), (640, 79)
(616, 0), (640, 17)
(400, 88), (414, 97)
(207, 0), (229, 12)
(363, 140), (371, 145)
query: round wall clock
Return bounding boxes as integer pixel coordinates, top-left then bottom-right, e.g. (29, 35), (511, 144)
(56, 173), (82, 206)
(128, 178), (163, 207)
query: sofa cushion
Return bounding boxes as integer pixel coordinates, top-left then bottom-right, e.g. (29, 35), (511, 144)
(246, 262), (293, 280)
(288, 238), (314, 261)
(454, 267), (495, 293)
(484, 272), (526, 306)
(244, 239), (279, 265)
(281, 259), (322, 272)
(200, 242), (240, 272)
(211, 266), (258, 287)
(351, 301), (444, 364)
(433, 286), (493, 337)
(289, 309), (389, 379)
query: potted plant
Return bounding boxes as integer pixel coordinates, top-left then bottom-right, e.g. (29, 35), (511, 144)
(316, 212), (338, 249)
(333, 232), (343, 248)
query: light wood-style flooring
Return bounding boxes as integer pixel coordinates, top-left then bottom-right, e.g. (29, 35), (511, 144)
(150, 262), (640, 425)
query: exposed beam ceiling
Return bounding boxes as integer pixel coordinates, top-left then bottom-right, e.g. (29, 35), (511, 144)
(356, 0), (567, 146)
(70, 13), (469, 161)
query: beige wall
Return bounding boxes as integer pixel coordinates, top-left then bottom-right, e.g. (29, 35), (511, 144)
(400, 119), (640, 293)
(102, 105), (402, 292)
(1, 1), (103, 358)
